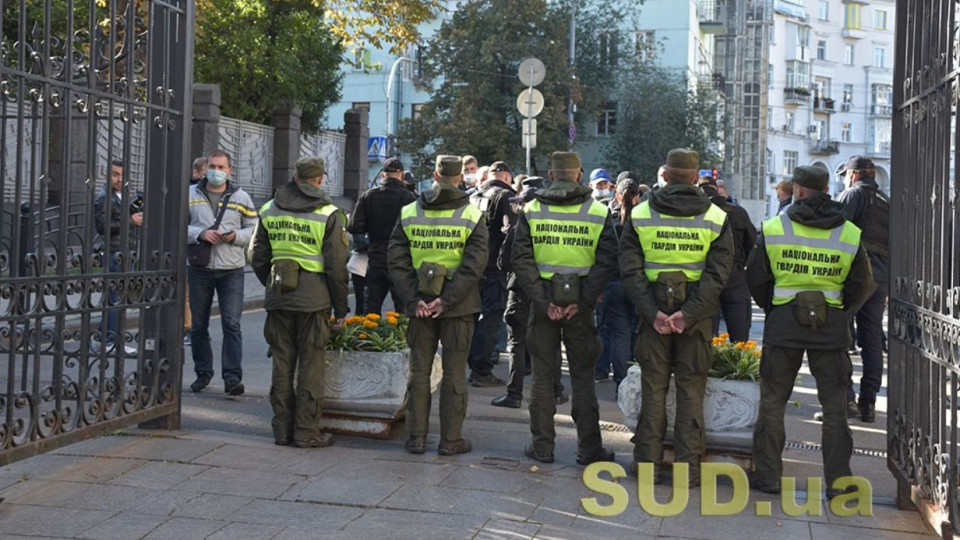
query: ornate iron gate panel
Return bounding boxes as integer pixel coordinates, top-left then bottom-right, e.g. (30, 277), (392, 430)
(218, 116), (274, 204)
(889, 0), (960, 535)
(0, 0), (193, 464)
(300, 131), (346, 197)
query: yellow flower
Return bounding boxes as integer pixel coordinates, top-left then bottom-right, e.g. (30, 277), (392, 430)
(753, 350), (762, 357)
(345, 316), (363, 325)
(363, 321), (378, 329)
(358, 333), (368, 339)
(366, 313), (381, 321)
(386, 311), (400, 318)
(745, 340), (758, 350)
(719, 333), (730, 342)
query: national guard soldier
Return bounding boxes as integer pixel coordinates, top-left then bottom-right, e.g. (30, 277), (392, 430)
(512, 151), (618, 465)
(249, 156), (350, 448)
(620, 148), (734, 486)
(747, 165), (874, 498)
(388, 155), (488, 455)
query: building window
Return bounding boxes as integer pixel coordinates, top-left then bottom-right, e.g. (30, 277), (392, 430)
(873, 47), (886, 68)
(843, 83), (854, 106)
(874, 9), (888, 30)
(872, 84), (893, 115)
(785, 111), (795, 133)
(870, 118), (892, 155)
(635, 30), (656, 61)
(816, 40), (827, 61)
(844, 44), (855, 65)
(841, 123), (852, 142)
(818, 1), (829, 21)
(411, 103), (424, 120)
(769, 21), (775, 44)
(597, 102), (617, 136)
(812, 119), (826, 141)
(599, 32), (619, 66)
(352, 102), (371, 112)
(785, 60), (809, 89)
(845, 3), (862, 29)
(783, 151), (799, 176)
(767, 107), (774, 130)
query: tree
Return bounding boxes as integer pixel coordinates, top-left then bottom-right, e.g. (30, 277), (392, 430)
(324, 0), (445, 55)
(606, 64), (725, 183)
(396, 0), (629, 178)
(194, 0), (343, 129)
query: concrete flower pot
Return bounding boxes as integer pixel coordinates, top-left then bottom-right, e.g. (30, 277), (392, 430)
(320, 349), (442, 438)
(617, 365), (760, 455)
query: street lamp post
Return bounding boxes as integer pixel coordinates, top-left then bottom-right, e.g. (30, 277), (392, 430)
(385, 57), (414, 156)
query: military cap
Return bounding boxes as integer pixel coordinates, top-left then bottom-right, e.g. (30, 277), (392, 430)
(522, 176), (545, 189)
(490, 161), (511, 173)
(383, 157), (404, 173)
(666, 148), (699, 170)
(435, 155), (463, 177)
(837, 155), (875, 175)
(550, 151), (581, 170)
(792, 165), (830, 191)
(295, 156), (325, 179)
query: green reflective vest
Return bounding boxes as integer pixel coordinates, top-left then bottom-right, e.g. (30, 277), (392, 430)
(400, 202), (482, 274)
(524, 199), (608, 279)
(259, 200), (336, 273)
(631, 201), (727, 282)
(763, 213), (861, 308)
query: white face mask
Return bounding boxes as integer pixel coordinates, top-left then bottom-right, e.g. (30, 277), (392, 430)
(206, 169), (229, 186)
(594, 189), (612, 199)
(463, 173), (476, 186)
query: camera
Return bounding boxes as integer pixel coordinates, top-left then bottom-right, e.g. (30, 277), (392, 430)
(130, 192), (144, 214)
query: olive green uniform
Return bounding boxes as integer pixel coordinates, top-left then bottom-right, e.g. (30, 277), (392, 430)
(249, 181), (349, 444)
(619, 183), (734, 482)
(747, 192), (874, 489)
(512, 180), (618, 459)
(388, 183), (488, 443)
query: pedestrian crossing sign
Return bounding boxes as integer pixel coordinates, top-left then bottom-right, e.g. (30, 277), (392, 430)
(368, 136), (388, 161)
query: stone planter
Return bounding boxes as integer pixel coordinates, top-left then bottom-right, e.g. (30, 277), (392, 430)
(320, 349), (442, 438)
(617, 365), (760, 454)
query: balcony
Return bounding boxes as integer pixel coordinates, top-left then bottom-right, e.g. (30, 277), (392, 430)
(870, 104), (893, 116)
(813, 97), (836, 113)
(866, 141), (892, 159)
(697, 0), (726, 34)
(784, 87), (812, 105)
(810, 139), (840, 155)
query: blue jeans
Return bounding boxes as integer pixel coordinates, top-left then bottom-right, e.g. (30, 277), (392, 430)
(595, 279), (636, 384)
(188, 266), (245, 382)
(468, 271), (507, 377)
(98, 257), (122, 344)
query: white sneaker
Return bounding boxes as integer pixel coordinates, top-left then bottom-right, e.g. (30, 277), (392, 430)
(124, 344), (139, 356)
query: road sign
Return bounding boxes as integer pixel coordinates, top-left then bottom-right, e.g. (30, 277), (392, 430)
(518, 57), (546, 87)
(522, 119), (537, 149)
(367, 136), (388, 160)
(517, 89), (544, 118)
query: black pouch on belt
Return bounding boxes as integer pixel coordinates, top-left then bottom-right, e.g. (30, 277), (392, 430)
(550, 273), (581, 307)
(417, 262), (448, 297)
(793, 290), (827, 331)
(269, 260), (300, 293)
(654, 271), (688, 314)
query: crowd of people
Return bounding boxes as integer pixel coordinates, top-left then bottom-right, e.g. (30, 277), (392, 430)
(159, 146), (888, 494)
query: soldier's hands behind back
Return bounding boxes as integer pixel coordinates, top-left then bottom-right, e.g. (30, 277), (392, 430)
(547, 303), (564, 321)
(416, 300), (432, 318)
(666, 311), (687, 334)
(653, 311), (673, 335)
(426, 298), (444, 318)
(562, 303), (579, 320)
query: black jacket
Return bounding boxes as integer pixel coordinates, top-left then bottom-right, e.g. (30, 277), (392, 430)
(746, 192), (875, 349)
(348, 178), (417, 267)
(704, 187), (757, 288)
(94, 184), (139, 254)
(471, 179), (517, 273)
(836, 179), (890, 283)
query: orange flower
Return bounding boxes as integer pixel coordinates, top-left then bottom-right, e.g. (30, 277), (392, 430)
(386, 311), (400, 318)
(386, 317), (399, 326)
(366, 313), (381, 321)
(345, 316), (363, 325)
(363, 321), (378, 329)
(358, 333), (368, 339)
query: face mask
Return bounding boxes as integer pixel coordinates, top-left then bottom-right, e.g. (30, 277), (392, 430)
(206, 169), (228, 186)
(656, 177), (667, 188)
(463, 173), (476, 186)
(595, 189), (612, 199)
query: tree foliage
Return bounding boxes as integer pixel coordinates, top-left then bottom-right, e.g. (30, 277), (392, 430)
(194, 0), (343, 129)
(606, 64), (725, 183)
(396, 0), (628, 179)
(324, 0), (445, 55)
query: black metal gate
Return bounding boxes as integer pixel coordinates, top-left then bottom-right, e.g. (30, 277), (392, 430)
(0, 0), (192, 464)
(889, 0), (960, 536)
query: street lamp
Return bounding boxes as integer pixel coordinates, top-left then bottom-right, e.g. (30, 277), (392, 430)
(385, 56), (414, 154)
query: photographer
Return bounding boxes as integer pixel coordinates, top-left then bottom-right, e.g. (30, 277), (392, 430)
(92, 160), (142, 355)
